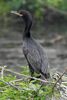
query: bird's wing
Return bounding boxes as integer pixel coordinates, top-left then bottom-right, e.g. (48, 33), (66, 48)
(41, 53), (49, 74)
(26, 47), (42, 72)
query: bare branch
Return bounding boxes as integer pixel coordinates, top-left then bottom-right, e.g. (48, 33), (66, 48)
(0, 66), (7, 79)
(0, 66), (48, 83)
(52, 68), (67, 90)
(0, 79), (19, 90)
(0, 66), (49, 83)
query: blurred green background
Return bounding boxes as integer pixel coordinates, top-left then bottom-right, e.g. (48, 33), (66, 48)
(0, 0), (67, 17)
(0, 0), (67, 37)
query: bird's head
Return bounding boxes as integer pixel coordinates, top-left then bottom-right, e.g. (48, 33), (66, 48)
(11, 10), (32, 37)
(11, 10), (32, 24)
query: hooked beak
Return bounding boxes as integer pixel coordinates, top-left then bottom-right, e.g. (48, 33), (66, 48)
(11, 11), (23, 17)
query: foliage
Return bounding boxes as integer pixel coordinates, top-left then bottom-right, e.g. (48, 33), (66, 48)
(0, 66), (60, 100)
(0, 0), (67, 18)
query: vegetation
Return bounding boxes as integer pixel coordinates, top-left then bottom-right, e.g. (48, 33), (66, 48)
(0, 76), (52, 100)
(0, 0), (67, 18)
(0, 66), (61, 100)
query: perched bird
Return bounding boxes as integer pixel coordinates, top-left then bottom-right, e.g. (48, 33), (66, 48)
(11, 10), (50, 79)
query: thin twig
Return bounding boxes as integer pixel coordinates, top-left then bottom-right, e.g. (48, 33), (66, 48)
(10, 78), (24, 83)
(10, 78), (52, 84)
(52, 68), (67, 90)
(0, 66), (48, 83)
(0, 66), (7, 79)
(0, 79), (19, 90)
(62, 82), (67, 84)
(8, 82), (20, 90)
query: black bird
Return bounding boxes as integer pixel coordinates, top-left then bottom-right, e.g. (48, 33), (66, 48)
(11, 10), (50, 79)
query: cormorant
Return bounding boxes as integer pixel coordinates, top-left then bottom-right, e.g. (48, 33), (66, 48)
(11, 10), (50, 79)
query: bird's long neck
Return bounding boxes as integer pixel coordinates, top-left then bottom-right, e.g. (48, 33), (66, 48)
(23, 20), (32, 38)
